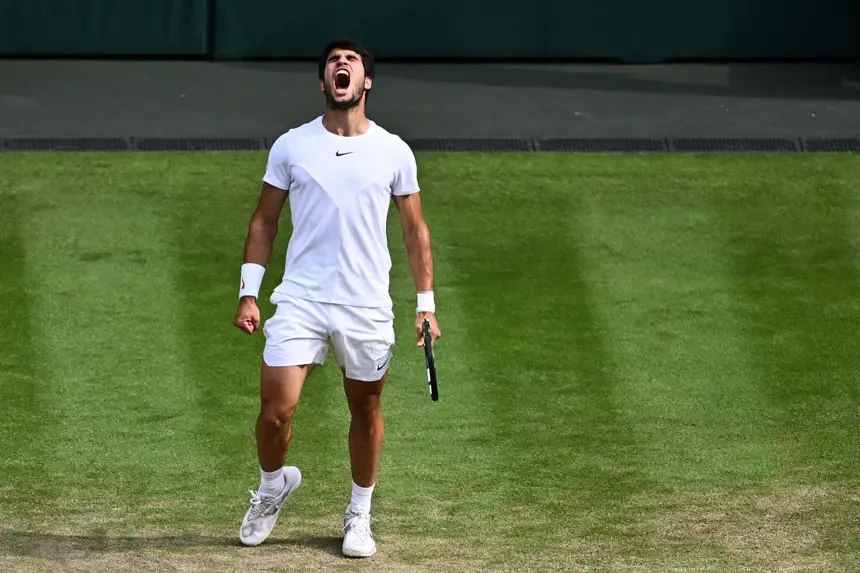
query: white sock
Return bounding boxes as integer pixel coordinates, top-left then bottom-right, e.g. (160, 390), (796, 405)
(259, 467), (285, 497)
(348, 481), (375, 515)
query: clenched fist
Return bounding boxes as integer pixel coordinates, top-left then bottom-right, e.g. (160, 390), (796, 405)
(234, 296), (261, 334)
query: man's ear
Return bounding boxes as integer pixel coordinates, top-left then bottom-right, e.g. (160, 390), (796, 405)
(365, 76), (373, 90)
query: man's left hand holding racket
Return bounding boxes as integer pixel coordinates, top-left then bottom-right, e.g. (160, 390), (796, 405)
(415, 312), (441, 348)
(416, 311), (441, 401)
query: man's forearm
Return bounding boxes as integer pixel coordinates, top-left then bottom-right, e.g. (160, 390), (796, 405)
(404, 222), (433, 294)
(239, 219), (278, 301)
(244, 218), (278, 266)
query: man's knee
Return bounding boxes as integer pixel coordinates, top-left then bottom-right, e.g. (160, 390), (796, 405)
(351, 399), (382, 421)
(259, 398), (298, 430)
(258, 363), (311, 431)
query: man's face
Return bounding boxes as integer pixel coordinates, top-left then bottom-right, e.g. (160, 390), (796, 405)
(321, 49), (373, 110)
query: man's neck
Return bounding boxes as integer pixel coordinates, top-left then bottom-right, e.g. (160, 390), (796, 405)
(322, 107), (371, 137)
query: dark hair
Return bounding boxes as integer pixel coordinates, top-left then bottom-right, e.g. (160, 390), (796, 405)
(318, 38), (376, 82)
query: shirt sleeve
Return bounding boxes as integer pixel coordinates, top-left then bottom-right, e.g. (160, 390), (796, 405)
(262, 133), (292, 191)
(391, 139), (420, 197)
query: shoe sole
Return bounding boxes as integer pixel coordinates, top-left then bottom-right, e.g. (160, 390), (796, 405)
(239, 466), (302, 547)
(342, 546), (377, 558)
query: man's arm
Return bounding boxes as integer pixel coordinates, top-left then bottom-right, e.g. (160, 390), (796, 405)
(393, 192), (433, 293)
(244, 182), (288, 268)
(234, 183), (288, 334)
(393, 192), (441, 344)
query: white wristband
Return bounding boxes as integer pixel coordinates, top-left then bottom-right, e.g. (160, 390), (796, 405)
(416, 291), (435, 315)
(240, 263), (265, 299)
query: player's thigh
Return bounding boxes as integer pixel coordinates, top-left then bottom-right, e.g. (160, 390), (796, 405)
(262, 296), (329, 370)
(260, 362), (314, 418)
(343, 372), (387, 416)
(330, 305), (395, 383)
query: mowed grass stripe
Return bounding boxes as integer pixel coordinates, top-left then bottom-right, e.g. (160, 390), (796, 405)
(718, 156), (860, 478)
(420, 155), (643, 569)
(5, 154), (206, 533)
(160, 153), (282, 530)
(565, 156), (811, 569)
(562, 154), (860, 571)
(571, 156), (793, 488)
(0, 180), (58, 518)
(715, 156), (860, 568)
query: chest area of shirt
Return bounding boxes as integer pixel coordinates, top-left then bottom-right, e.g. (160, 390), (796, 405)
(290, 146), (396, 206)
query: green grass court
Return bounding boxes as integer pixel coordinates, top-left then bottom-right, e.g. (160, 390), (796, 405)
(1, 152), (859, 572)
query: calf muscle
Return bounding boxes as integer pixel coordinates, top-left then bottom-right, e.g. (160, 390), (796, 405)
(344, 376), (386, 487)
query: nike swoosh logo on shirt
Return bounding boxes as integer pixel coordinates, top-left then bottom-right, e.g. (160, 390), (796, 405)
(335, 151), (354, 157)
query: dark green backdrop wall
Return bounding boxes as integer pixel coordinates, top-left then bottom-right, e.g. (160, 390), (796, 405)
(0, 0), (210, 56)
(1, 0), (858, 62)
(211, 0), (860, 62)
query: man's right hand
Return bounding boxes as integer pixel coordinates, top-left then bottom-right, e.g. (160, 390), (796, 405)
(234, 296), (261, 334)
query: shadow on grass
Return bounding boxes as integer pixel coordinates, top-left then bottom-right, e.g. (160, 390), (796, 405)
(270, 534), (343, 556)
(0, 531), (343, 558)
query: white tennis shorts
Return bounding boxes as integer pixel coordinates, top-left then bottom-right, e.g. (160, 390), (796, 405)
(262, 295), (396, 382)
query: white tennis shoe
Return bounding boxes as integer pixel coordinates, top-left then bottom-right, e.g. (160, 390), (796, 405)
(239, 466), (302, 547)
(342, 508), (376, 557)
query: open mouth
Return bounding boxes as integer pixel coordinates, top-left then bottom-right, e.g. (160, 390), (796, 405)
(334, 69), (350, 93)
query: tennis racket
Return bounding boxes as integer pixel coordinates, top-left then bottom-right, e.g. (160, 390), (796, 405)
(422, 319), (439, 401)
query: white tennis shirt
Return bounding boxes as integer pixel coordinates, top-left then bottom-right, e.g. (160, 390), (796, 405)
(263, 116), (420, 309)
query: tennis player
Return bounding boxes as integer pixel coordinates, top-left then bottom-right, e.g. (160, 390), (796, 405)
(232, 38), (441, 558)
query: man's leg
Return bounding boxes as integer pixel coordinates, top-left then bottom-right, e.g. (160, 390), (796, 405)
(329, 303), (394, 558)
(239, 294), (329, 546)
(344, 374), (387, 489)
(240, 362), (312, 547)
(256, 362), (313, 473)
(341, 373), (386, 558)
